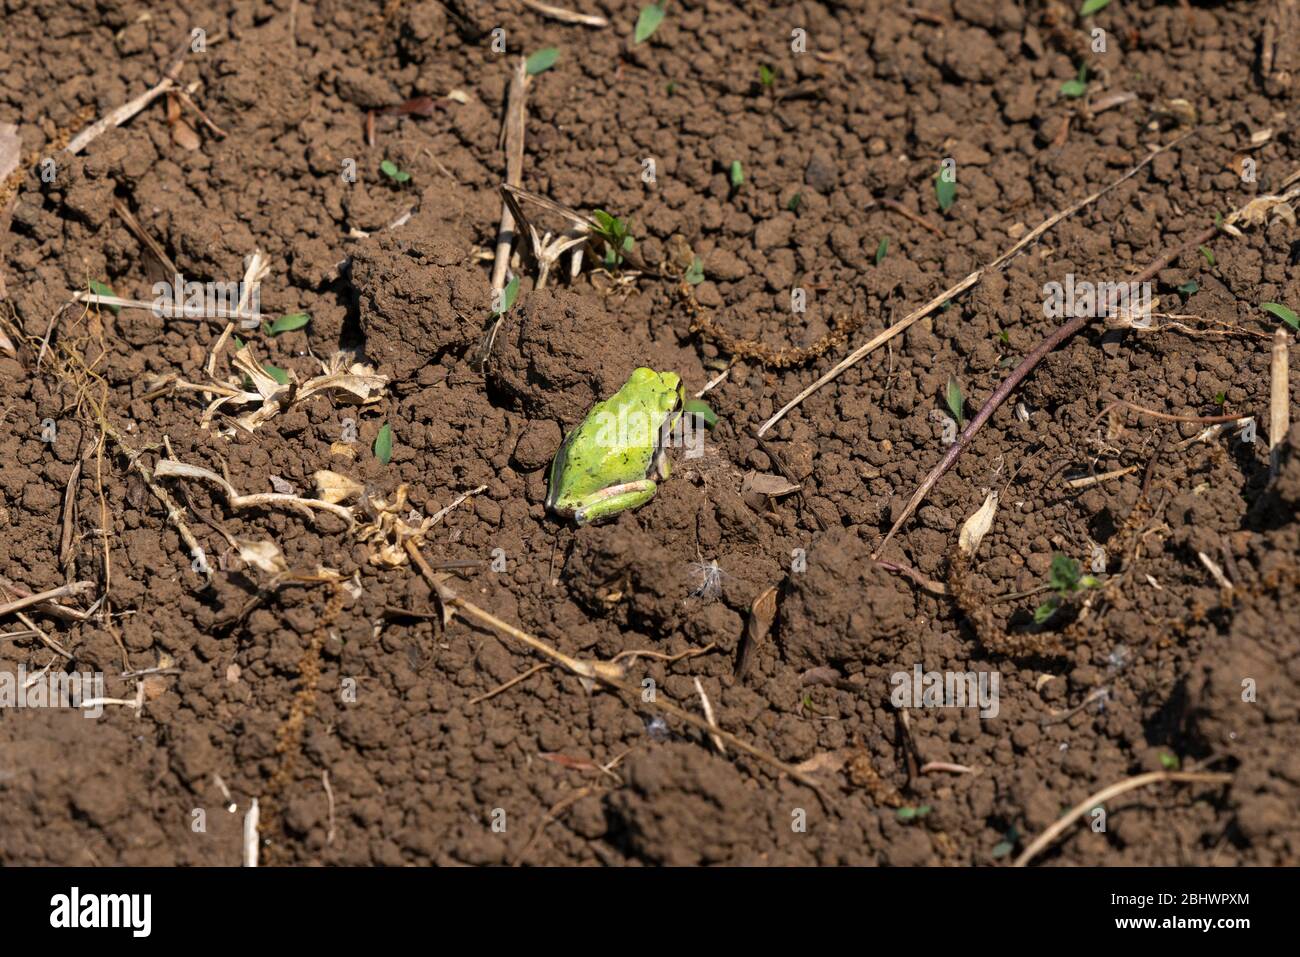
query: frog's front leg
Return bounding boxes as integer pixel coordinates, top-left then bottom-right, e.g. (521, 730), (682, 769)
(573, 479), (658, 525)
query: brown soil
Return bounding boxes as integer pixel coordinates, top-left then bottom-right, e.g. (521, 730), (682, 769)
(1, 0), (1298, 866)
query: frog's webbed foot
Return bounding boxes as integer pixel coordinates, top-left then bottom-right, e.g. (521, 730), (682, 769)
(573, 479), (658, 525)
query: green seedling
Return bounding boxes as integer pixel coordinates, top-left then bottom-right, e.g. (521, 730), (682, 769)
(590, 210), (635, 268)
(875, 237), (889, 266)
(787, 192), (802, 212)
(729, 160), (744, 189)
(758, 64), (775, 88)
(945, 377), (965, 428)
(897, 805), (932, 822)
(89, 280), (120, 314)
(1176, 280), (1198, 297)
(634, 3), (665, 44)
(1198, 245), (1215, 267)
(526, 47), (559, 75)
(380, 159), (411, 183)
(494, 276), (520, 316)
(1262, 301), (1299, 331)
(684, 256), (705, 285)
(263, 363), (290, 385)
(683, 397), (717, 428)
(374, 423), (394, 465)
(1080, 0), (1111, 15)
(991, 825), (1019, 859)
(1158, 752), (1180, 770)
(263, 313), (310, 336)
(1060, 63), (1088, 98)
(1213, 391), (1226, 406)
(935, 172), (956, 213)
(1034, 554), (1100, 624)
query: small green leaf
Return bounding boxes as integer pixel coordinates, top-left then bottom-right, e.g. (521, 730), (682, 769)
(380, 159), (411, 183)
(1080, 0), (1111, 15)
(1034, 599), (1059, 624)
(787, 192), (802, 212)
(944, 377), (964, 426)
(758, 64), (775, 87)
(494, 276), (520, 316)
(592, 209), (616, 232)
(1177, 280), (1198, 296)
(89, 280), (120, 314)
(634, 3), (665, 44)
(683, 398), (717, 429)
(684, 256), (705, 285)
(991, 829), (1019, 859)
(1262, 302), (1300, 330)
(1049, 554), (1082, 593)
(1158, 752), (1180, 770)
(264, 312), (310, 336)
(374, 423), (393, 465)
(1198, 245), (1215, 267)
(875, 237), (889, 266)
(233, 336), (245, 349)
(263, 363), (290, 385)
(1059, 63), (1089, 98)
(1213, 391), (1226, 406)
(729, 160), (744, 188)
(897, 805), (931, 821)
(525, 47), (560, 75)
(935, 174), (956, 213)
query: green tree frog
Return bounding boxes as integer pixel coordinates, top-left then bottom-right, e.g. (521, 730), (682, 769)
(546, 368), (684, 525)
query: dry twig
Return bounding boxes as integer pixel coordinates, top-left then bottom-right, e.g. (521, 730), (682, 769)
(491, 58), (529, 294)
(520, 0), (608, 27)
(1270, 327), (1290, 475)
(1013, 770), (1232, 867)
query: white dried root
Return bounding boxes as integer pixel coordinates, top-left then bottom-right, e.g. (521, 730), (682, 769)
(190, 346), (387, 433)
(152, 459), (355, 526)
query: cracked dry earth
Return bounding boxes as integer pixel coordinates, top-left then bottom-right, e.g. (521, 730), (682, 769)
(1, 0), (1298, 866)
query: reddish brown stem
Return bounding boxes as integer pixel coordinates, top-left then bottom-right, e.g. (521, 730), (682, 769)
(873, 223), (1219, 559)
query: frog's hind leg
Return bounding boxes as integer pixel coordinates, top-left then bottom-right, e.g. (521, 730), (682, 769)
(573, 479), (658, 525)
